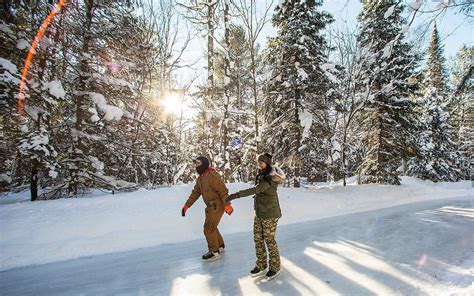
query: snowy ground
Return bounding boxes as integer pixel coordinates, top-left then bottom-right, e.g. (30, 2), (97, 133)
(0, 177), (473, 295)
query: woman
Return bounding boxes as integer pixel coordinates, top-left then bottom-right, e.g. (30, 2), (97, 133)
(226, 153), (285, 280)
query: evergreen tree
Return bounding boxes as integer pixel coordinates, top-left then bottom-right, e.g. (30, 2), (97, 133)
(450, 45), (473, 180)
(407, 23), (462, 182)
(356, 0), (419, 185)
(264, 0), (334, 187)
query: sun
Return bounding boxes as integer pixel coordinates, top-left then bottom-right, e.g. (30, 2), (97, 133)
(161, 92), (183, 115)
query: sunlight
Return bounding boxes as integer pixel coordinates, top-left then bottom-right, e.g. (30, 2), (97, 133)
(161, 92), (183, 115)
(310, 241), (436, 294)
(170, 274), (221, 295)
(437, 206), (474, 218)
(304, 246), (394, 294)
(279, 256), (339, 295)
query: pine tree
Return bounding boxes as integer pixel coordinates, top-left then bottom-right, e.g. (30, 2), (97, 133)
(407, 23), (462, 182)
(450, 45), (473, 180)
(356, 0), (419, 185)
(0, 1), (26, 192)
(1, 2), (65, 199)
(264, 0), (334, 187)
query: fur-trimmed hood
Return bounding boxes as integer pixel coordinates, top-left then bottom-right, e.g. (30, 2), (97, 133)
(269, 166), (286, 184)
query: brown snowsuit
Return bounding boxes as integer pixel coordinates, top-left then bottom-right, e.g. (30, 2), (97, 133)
(185, 168), (229, 252)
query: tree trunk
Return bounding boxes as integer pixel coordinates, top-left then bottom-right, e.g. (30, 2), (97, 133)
(221, 0), (231, 181)
(69, 0), (94, 196)
(205, 0), (215, 150)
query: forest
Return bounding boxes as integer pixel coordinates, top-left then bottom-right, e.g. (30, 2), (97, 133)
(0, 0), (472, 200)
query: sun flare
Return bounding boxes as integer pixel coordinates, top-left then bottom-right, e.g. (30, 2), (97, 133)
(161, 92), (183, 115)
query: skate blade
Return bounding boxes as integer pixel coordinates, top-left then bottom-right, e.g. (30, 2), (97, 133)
(250, 270), (266, 278)
(202, 255), (221, 262)
(265, 271), (280, 281)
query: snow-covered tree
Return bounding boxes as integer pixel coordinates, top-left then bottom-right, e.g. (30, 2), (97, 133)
(450, 44), (473, 180)
(356, 1), (419, 185)
(407, 23), (461, 182)
(263, 0), (334, 187)
(178, 0), (220, 160)
(214, 25), (258, 182)
(1, 2), (66, 199)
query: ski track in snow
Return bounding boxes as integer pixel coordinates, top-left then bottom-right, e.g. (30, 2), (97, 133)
(0, 196), (473, 295)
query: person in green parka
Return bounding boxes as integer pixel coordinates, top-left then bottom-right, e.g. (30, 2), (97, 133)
(226, 153), (286, 280)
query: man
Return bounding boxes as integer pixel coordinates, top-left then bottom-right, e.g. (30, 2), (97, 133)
(181, 156), (234, 261)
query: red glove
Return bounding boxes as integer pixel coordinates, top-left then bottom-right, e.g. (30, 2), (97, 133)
(181, 204), (189, 217)
(224, 203), (234, 215)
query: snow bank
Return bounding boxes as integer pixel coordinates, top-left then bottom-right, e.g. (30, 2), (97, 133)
(0, 177), (471, 271)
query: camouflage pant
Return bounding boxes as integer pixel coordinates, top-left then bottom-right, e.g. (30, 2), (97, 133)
(253, 216), (280, 272)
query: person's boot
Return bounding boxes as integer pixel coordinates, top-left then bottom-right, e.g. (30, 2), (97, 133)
(265, 270), (280, 281)
(250, 266), (266, 277)
(202, 251), (220, 261)
(218, 244), (225, 254)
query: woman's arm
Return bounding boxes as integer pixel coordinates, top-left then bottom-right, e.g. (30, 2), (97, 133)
(238, 180), (271, 198)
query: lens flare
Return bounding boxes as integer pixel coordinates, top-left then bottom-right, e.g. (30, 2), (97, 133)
(418, 253), (427, 268)
(18, 0), (66, 113)
(106, 61), (120, 73)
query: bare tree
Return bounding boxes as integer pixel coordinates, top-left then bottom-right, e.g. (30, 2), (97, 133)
(178, 0), (219, 152)
(231, 0), (275, 153)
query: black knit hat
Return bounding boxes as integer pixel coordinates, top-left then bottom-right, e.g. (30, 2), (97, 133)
(257, 153), (272, 167)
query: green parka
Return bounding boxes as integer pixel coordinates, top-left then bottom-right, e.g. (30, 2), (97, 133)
(237, 173), (282, 219)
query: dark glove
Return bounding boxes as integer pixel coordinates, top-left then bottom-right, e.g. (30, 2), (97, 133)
(225, 193), (239, 203)
(181, 204), (189, 217)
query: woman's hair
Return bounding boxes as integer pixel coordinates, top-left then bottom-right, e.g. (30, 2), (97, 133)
(262, 165), (272, 176)
(255, 165), (272, 185)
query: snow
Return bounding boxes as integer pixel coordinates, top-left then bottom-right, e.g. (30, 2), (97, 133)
(48, 169), (58, 179)
(299, 109), (312, 140)
(381, 39), (396, 59)
(91, 73), (135, 94)
(18, 128), (55, 157)
(88, 107), (100, 122)
(0, 23), (13, 36)
(384, 5), (396, 19)
(0, 176), (472, 273)
(16, 39), (30, 50)
(89, 92), (124, 121)
(324, 70), (338, 83)
(0, 174), (12, 183)
(43, 79), (66, 99)
(173, 164), (188, 185)
(0, 57), (18, 73)
(297, 68), (308, 80)
(88, 156), (104, 173)
(24, 105), (48, 121)
(0, 191), (472, 295)
(321, 63), (336, 72)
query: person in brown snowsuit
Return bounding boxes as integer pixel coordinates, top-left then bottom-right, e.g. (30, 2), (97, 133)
(181, 156), (234, 261)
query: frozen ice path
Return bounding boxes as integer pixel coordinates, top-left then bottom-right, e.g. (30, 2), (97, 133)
(1, 196), (472, 295)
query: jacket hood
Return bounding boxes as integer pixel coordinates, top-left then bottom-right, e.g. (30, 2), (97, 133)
(269, 166), (286, 184)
